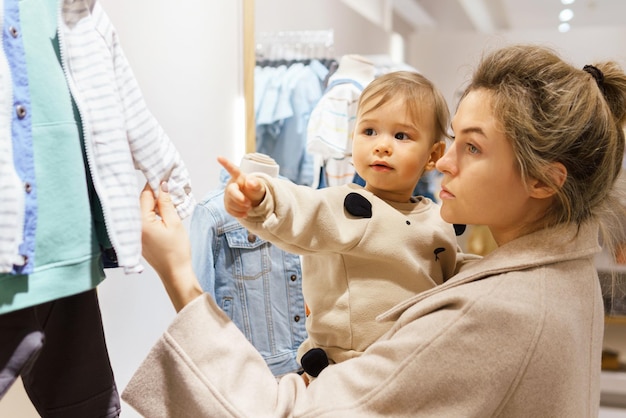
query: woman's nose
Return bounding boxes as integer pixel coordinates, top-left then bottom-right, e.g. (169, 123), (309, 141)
(436, 146), (454, 173)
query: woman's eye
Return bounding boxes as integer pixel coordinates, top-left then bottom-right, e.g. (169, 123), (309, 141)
(467, 143), (480, 154)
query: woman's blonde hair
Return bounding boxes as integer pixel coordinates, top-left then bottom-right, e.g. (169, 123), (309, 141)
(463, 44), (626, 230)
(358, 71), (451, 145)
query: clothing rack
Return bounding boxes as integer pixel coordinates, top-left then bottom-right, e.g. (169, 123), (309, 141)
(244, 28), (335, 153)
(255, 29), (335, 63)
(251, 30), (337, 186)
(255, 57), (338, 71)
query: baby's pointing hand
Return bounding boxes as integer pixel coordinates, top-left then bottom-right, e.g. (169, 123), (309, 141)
(217, 156), (266, 218)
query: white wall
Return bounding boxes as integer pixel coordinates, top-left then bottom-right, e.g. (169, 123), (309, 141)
(0, 1), (243, 417)
(407, 26), (626, 111)
(256, 0), (392, 57)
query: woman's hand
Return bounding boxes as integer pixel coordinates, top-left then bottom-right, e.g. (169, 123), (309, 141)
(140, 182), (203, 312)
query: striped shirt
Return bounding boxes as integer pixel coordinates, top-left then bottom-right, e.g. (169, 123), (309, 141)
(0, 0), (194, 275)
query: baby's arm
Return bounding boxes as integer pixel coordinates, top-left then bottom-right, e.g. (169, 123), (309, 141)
(218, 156), (266, 218)
(219, 156), (367, 254)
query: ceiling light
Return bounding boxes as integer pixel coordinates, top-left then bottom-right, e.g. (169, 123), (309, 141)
(558, 22), (571, 32)
(559, 8), (574, 22)
(561, 0), (575, 5)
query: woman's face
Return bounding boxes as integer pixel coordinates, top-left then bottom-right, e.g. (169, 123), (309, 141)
(436, 89), (545, 245)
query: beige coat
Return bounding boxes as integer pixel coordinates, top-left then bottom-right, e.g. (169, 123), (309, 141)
(123, 221), (604, 417)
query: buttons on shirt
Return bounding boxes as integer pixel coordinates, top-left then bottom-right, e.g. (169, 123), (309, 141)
(290, 274), (297, 282)
(16, 104), (27, 119)
(294, 315), (301, 322)
(9, 26), (18, 38)
(247, 233), (257, 243)
(24, 182), (32, 193)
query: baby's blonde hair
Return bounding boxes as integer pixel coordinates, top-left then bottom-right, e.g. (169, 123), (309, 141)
(358, 71), (450, 145)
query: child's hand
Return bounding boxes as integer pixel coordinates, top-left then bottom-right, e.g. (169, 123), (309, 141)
(218, 156), (266, 218)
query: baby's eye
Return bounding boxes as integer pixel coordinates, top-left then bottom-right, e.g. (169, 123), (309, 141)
(395, 132), (410, 140)
(364, 128), (375, 136)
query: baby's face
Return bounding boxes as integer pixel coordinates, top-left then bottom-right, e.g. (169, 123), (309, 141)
(352, 97), (440, 203)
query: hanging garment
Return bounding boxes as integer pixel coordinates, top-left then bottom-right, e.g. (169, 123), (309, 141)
(306, 54), (376, 188)
(189, 170), (307, 376)
(255, 60), (328, 186)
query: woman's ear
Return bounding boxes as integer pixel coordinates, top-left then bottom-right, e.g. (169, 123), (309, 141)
(425, 141), (446, 171)
(529, 162), (567, 199)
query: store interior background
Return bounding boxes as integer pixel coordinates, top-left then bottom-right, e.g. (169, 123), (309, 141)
(2, 0), (626, 416)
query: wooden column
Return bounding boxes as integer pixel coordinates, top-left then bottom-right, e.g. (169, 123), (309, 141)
(243, 0), (256, 153)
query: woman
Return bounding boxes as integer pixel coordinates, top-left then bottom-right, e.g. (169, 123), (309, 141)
(123, 44), (626, 417)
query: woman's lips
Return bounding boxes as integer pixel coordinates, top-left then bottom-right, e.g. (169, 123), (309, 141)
(439, 185), (455, 199)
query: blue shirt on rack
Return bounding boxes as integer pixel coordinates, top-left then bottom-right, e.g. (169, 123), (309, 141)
(255, 60), (328, 186)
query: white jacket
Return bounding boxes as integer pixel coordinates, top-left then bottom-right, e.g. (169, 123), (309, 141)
(0, 0), (194, 273)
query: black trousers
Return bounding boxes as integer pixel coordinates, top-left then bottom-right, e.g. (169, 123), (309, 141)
(0, 289), (120, 418)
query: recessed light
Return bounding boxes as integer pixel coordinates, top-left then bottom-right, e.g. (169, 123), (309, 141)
(561, 0), (575, 5)
(559, 22), (571, 32)
(559, 8), (574, 22)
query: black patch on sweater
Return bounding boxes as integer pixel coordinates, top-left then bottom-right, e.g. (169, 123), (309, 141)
(301, 348), (329, 377)
(344, 193), (372, 218)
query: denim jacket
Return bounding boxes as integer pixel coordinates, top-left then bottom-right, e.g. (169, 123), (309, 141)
(189, 170), (307, 376)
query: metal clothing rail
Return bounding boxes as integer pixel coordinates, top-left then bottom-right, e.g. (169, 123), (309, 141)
(255, 29), (334, 63)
